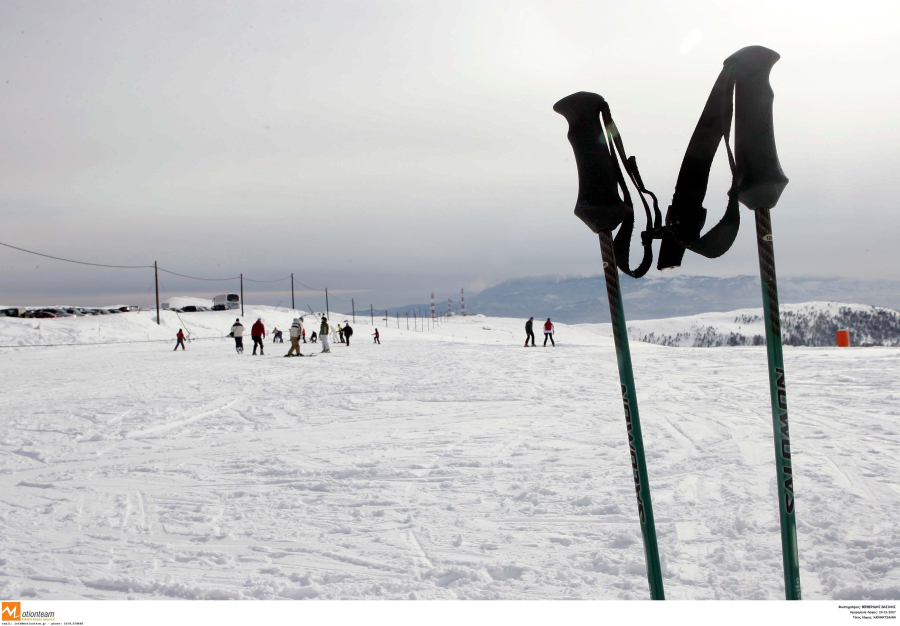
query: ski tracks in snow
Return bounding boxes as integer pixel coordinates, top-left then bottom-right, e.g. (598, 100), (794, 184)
(0, 319), (898, 600)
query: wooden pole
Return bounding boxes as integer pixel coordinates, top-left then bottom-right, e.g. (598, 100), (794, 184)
(291, 273), (295, 310)
(352, 298), (356, 323)
(370, 304), (373, 326)
(240, 273), (244, 317)
(154, 261), (160, 325)
(325, 288), (330, 319)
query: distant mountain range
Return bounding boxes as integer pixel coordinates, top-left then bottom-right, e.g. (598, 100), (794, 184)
(366, 275), (900, 324)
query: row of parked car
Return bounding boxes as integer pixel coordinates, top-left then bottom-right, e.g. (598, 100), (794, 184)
(170, 305), (230, 313)
(0, 306), (140, 318)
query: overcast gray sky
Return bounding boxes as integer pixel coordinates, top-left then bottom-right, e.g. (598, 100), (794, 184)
(1, 0), (898, 308)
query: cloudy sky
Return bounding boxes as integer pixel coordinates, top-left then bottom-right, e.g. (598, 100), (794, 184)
(1, 0), (897, 308)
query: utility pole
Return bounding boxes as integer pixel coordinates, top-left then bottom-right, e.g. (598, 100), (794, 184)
(240, 273), (244, 317)
(414, 310), (417, 331)
(325, 288), (329, 319)
(352, 298), (356, 323)
(154, 261), (160, 325)
(406, 312), (409, 330)
(370, 304), (373, 326)
(291, 273), (295, 310)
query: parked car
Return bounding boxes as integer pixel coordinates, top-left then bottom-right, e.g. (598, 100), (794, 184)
(211, 304), (227, 311)
(0, 308), (21, 317)
(181, 306), (199, 313)
(26, 310), (59, 318)
(118, 306), (139, 312)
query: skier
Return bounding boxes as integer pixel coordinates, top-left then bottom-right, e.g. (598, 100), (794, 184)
(337, 324), (345, 343)
(272, 327), (283, 344)
(174, 329), (186, 351)
(286, 318), (303, 357)
(251, 318), (266, 355)
(543, 318), (555, 347)
(373, 328), (381, 344)
(320, 317), (331, 353)
(231, 318), (244, 353)
(343, 323), (353, 346)
(301, 324), (307, 343)
(525, 317), (535, 347)
(310, 331), (317, 343)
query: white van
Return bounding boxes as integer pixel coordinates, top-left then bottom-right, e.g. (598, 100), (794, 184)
(213, 294), (241, 310)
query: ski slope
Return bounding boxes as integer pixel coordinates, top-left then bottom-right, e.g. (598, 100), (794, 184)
(1, 311), (898, 600)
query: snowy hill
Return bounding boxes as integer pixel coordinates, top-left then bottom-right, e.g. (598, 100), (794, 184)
(1, 312), (899, 600)
(0, 305), (900, 600)
(607, 302), (900, 348)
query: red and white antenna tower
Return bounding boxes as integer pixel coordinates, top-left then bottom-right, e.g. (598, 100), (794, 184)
(430, 292), (435, 319)
(461, 288), (465, 316)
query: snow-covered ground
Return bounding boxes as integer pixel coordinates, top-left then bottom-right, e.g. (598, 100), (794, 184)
(1, 311), (899, 600)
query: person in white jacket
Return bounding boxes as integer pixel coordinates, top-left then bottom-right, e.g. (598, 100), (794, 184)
(285, 318), (304, 357)
(230, 319), (244, 353)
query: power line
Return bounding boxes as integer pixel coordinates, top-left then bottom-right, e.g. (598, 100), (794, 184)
(2, 239), (368, 302)
(0, 240), (153, 269)
(243, 275), (292, 284)
(156, 267), (240, 281)
(292, 278), (324, 292)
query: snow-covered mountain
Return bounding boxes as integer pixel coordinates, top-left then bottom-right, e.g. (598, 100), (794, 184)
(606, 302), (900, 347)
(463, 275), (900, 324)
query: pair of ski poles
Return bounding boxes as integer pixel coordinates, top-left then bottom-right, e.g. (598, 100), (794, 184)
(555, 49), (800, 600)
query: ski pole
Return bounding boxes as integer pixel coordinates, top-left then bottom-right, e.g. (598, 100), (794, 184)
(755, 208), (801, 599)
(554, 91), (664, 599)
(728, 47), (799, 600)
(599, 229), (665, 599)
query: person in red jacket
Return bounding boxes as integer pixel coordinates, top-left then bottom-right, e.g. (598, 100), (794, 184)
(251, 318), (266, 355)
(174, 329), (186, 351)
(543, 318), (555, 347)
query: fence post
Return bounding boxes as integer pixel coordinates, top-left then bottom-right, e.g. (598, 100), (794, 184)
(154, 261), (160, 325)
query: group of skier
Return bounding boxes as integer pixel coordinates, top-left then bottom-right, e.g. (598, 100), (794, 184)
(524, 317), (555, 347)
(226, 316), (342, 356)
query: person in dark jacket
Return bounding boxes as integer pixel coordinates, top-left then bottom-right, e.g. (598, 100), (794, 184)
(320, 317), (331, 353)
(251, 318), (266, 355)
(373, 328), (380, 344)
(524, 317), (535, 347)
(310, 331), (317, 343)
(343, 323), (353, 346)
(174, 329), (186, 351)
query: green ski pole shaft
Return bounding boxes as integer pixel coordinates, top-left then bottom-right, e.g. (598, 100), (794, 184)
(599, 230), (665, 600)
(755, 208), (801, 600)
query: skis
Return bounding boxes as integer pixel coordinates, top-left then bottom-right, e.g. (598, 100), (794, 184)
(755, 208), (801, 600)
(599, 230), (665, 600)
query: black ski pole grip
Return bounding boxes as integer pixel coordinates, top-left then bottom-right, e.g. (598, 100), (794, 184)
(728, 46), (789, 210)
(553, 92), (633, 233)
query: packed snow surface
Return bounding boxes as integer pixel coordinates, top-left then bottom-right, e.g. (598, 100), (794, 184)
(1, 309), (899, 600)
